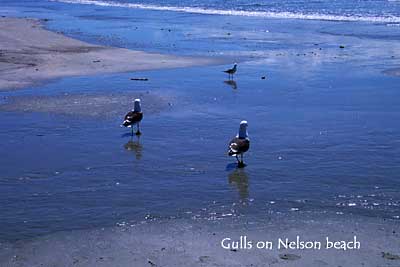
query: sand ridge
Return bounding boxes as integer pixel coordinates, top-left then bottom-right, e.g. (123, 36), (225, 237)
(0, 17), (221, 90)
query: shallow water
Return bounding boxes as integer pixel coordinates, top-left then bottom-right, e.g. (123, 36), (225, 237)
(0, 1), (400, 242)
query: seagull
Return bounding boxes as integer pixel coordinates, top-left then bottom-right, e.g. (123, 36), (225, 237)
(122, 99), (143, 135)
(223, 63), (237, 80)
(228, 120), (250, 168)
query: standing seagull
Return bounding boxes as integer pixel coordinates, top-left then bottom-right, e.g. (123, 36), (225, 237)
(223, 63), (237, 80)
(122, 99), (143, 135)
(228, 120), (250, 168)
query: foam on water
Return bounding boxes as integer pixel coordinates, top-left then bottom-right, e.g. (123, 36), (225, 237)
(52, 0), (400, 23)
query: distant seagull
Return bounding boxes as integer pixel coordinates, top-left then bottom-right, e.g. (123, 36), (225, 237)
(223, 63), (237, 80)
(228, 120), (250, 168)
(122, 99), (143, 135)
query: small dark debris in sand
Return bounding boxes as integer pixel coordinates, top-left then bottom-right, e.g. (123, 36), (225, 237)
(340, 45), (345, 49)
(230, 248), (238, 252)
(147, 259), (157, 266)
(382, 252), (400, 260)
(279, 253), (301, 261)
(199, 256), (210, 262)
(92, 60), (101, 63)
(261, 76), (266, 80)
(131, 78), (149, 81)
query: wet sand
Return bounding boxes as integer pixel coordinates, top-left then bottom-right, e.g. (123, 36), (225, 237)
(0, 17), (220, 91)
(0, 216), (398, 267)
(383, 67), (400, 77)
(1, 2), (400, 266)
(0, 92), (172, 117)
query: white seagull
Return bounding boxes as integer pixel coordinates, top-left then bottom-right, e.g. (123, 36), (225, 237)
(228, 120), (250, 167)
(122, 99), (143, 135)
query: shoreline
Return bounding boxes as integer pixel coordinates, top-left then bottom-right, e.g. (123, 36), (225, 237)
(0, 16), (223, 91)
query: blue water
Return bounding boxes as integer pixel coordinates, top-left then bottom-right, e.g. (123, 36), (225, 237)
(51, 0), (400, 23)
(0, 0), (400, 242)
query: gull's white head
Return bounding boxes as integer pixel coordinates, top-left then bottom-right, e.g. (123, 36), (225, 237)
(133, 99), (141, 112)
(237, 120), (248, 139)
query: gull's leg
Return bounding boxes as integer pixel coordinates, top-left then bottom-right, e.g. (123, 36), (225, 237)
(131, 126), (134, 136)
(136, 123), (141, 135)
(237, 153), (245, 168)
(235, 155), (240, 164)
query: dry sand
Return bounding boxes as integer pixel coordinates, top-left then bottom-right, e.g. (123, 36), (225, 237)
(0, 17), (220, 91)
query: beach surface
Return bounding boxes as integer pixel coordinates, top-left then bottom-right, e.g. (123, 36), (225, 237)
(0, 216), (399, 267)
(1, 1), (400, 266)
(0, 17), (219, 90)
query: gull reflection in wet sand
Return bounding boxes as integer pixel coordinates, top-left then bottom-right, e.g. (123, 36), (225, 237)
(228, 168), (249, 201)
(124, 136), (143, 160)
(224, 80), (237, 90)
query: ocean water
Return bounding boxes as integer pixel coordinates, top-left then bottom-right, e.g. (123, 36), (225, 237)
(51, 0), (400, 23)
(0, 0), (400, 242)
